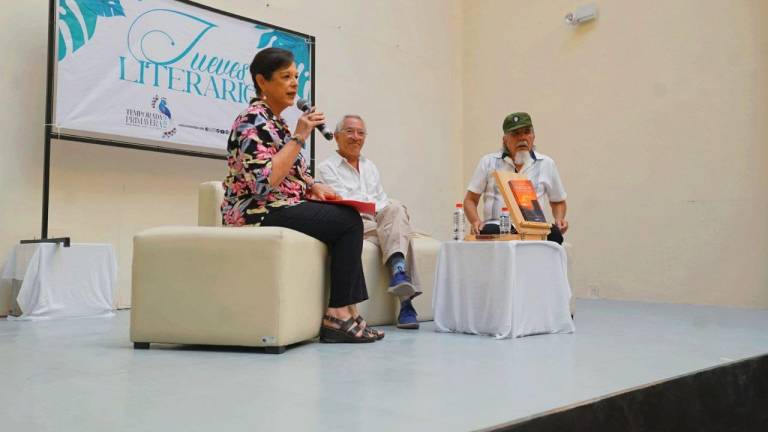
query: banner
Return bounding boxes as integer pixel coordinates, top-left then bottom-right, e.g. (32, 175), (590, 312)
(54, 0), (313, 159)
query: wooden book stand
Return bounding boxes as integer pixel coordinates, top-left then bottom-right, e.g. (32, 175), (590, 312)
(491, 171), (551, 241)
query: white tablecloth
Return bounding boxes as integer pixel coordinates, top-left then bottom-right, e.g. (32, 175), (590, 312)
(1, 243), (117, 320)
(433, 241), (574, 338)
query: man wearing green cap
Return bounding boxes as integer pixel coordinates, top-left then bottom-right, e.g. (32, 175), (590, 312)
(463, 112), (568, 243)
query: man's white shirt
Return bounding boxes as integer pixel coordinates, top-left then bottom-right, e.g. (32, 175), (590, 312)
(467, 151), (566, 225)
(317, 152), (390, 212)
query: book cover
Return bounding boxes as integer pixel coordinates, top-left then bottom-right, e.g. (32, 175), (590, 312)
(508, 179), (547, 223)
(306, 197), (376, 215)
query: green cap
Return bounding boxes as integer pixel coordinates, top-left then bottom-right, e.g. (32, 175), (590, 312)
(502, 112), (532, 133)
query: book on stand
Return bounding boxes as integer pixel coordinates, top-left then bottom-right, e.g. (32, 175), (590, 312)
(508, 179), (547, 223)
(491, 171), (551, 240)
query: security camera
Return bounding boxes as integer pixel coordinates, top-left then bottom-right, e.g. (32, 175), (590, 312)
(565, 3), (598, 25)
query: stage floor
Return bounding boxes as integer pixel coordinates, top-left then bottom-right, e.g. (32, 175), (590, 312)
(3, 299), (768, 431)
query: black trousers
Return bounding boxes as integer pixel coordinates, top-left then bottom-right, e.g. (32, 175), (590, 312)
(262, 201), (368, 308)
(480, 223), (564, 244)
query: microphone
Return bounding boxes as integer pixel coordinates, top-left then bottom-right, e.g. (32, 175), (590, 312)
(296, 99), (333, 140)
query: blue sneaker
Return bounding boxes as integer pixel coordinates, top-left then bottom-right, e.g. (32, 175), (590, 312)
(388, 271), (416, 298)
(397, 299), (419, 329)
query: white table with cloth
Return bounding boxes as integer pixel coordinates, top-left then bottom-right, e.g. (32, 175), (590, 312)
(433, 241), (575, 339)
(1, 243), (117, 320)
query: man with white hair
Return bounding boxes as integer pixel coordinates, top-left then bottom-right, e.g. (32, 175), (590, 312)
(317, 115), (421, 329)
(464, 112), (569, 243)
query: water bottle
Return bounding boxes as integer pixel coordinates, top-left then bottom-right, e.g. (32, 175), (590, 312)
(499, 207), (511, 235)
(452, 203), (465, 241)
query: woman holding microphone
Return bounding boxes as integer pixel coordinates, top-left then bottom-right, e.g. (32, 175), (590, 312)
(221, 48), (382, 343)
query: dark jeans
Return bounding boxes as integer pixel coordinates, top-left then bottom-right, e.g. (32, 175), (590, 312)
(480, 223), (563, 244)
(262, 201), (368, 308)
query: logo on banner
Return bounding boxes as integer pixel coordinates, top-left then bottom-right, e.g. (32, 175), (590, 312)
(124, 95), (176, 138)
(116, 9), (310, 104)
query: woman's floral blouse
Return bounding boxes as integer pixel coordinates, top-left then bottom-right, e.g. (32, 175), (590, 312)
(221, 99), (313, 226)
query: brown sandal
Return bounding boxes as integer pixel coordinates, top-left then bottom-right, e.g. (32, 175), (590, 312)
(355, 316), (385, 340)
(319, 315), (377, 343)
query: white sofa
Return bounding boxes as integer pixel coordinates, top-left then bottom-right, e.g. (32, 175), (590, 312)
(130, 182), (441, 353)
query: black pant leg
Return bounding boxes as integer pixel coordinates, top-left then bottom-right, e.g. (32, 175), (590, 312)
(548, 224), (563, 244)
(261, 202), (368, 308)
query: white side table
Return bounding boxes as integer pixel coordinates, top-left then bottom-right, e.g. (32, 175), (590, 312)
(1, 243), (117, 320)
(433, 241), (574, 338)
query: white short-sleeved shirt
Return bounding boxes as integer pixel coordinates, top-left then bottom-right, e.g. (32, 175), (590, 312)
(316, 152), (390, 212)
(467, 151), (567, 225)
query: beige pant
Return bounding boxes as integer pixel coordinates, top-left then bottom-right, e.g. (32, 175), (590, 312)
(361, 200), (421, 298)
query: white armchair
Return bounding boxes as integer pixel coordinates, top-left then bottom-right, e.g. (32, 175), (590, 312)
(130, 182), (441, 353)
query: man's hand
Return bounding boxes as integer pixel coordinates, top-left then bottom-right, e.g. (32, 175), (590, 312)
(463, 191), (483, 236)
(307, 183), (339, 201)
(551, 201), (568, 234)
(470, 220), (482, 235)
(555, 218), (569, 234)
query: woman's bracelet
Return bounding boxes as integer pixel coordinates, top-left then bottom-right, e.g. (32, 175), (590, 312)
(290, 135), (306, 149)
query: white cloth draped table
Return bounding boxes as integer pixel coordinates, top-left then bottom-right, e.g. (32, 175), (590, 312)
(1, 243), (117, 320)
(433, 241), (574, 339)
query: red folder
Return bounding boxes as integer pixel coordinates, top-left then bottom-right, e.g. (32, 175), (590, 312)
(306, 198), (376, 215)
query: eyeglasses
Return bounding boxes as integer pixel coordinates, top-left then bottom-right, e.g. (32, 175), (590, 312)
(341, 128), (367, 137)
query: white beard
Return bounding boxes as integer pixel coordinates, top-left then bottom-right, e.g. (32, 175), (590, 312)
(513, 149), (532, 166)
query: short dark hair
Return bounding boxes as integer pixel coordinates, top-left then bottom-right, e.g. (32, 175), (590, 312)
(250, 48), (295, 96)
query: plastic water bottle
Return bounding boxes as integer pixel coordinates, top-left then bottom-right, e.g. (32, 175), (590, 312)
(452, 203), (465, 241)
(499, 207), (511, 235)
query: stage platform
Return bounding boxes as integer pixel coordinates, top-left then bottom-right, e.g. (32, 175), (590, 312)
(2, 299), (768, 431)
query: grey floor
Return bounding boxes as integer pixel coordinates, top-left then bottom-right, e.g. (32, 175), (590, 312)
(3, 299), (768, 432)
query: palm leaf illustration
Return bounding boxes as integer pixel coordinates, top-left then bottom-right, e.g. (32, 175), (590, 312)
(57, 0), (125, 61)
